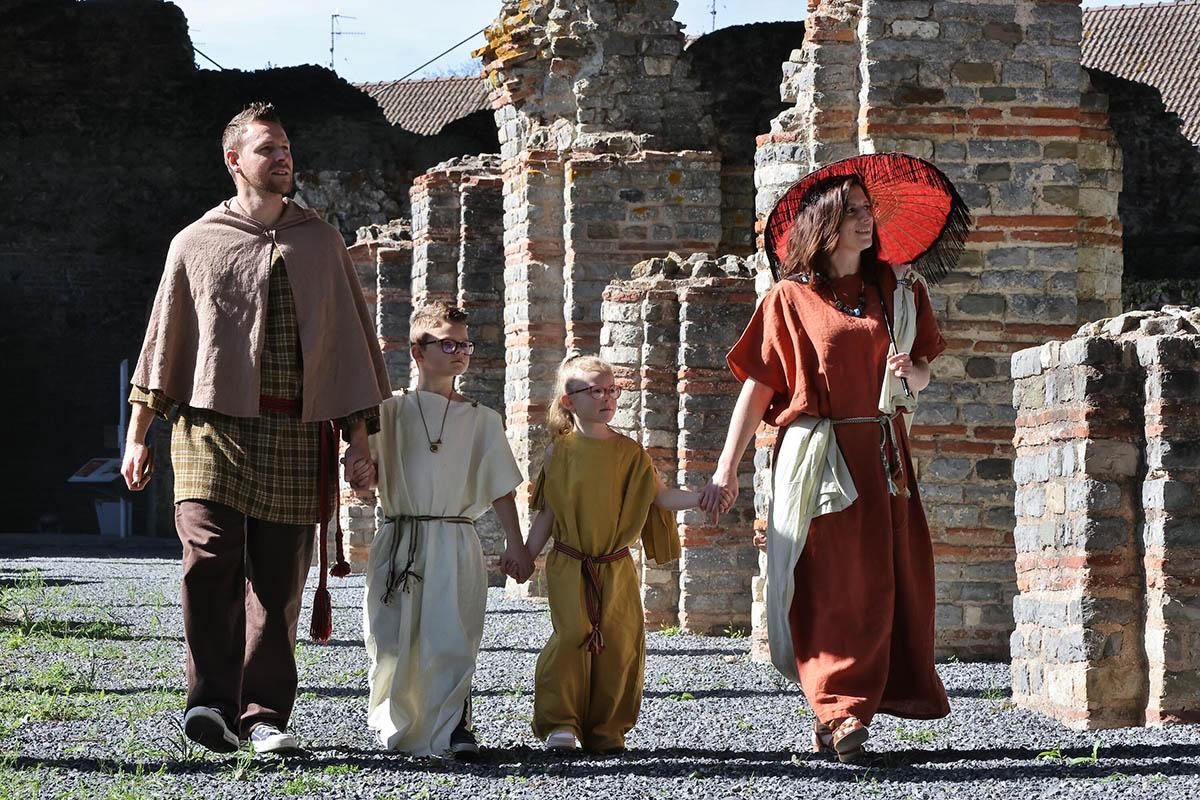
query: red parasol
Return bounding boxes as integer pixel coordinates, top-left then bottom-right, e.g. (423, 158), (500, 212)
(763, 152), (971, 284)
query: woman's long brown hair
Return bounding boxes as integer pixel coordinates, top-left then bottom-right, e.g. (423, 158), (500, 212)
(779, 176), (883, 287)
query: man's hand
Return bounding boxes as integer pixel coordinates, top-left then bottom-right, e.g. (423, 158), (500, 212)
(343, 440), (376, 490)
(121, 442), (153, 491)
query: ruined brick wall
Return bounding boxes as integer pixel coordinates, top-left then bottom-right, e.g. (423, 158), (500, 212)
(601, 253), (759, 632)
(748, 0), (1124, 659)
(1086, 69), (1200, 308)
(0, 0), (459, 533)
(475, 0), (721, 594)
(1011, 307), (1200, 728)
(686, 22), (806, 257)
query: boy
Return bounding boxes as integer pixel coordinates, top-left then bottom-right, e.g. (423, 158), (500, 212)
(363, 301), (531, 757)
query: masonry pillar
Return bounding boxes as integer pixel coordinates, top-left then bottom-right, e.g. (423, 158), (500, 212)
(601, 253), (758, 632)
(1011, 307), (1200, 728)
(749, 0), (1125, 659)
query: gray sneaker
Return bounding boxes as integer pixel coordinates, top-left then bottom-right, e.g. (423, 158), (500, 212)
(182, 706), (238, 754)
(249, 723), (300, 754)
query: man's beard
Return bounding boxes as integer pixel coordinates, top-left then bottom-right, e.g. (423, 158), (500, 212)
(246, 171), (292, 196)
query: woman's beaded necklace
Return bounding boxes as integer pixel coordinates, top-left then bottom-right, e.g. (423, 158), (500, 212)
(796, 273), (868, 318)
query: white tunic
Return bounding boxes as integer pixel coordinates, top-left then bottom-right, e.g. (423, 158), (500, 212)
(364, 390), (523, 755)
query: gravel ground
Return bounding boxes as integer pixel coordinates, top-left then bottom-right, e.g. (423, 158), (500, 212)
(2, 537), (1198, 800)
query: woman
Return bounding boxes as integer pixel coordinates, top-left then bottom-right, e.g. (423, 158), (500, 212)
(700, 175), (950, 763)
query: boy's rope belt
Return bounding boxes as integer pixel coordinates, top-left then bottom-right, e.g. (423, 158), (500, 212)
(382, 515), (474, 604)
(831, 411), (906, 496)
(552, 540), (631, 656)
(259, 394), (348, 642)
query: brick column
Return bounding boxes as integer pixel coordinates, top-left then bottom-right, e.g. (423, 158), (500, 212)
(502, 152), (568, 598)
(1011, 307), (1200, 728)
(376, 243), (414, 390)
(601, 253), (758, 633)
(458, 172), (506, 415)
(336, 240), (382, 572)
(410, 170), (462, 310)
(1138, 321), (1200, 724)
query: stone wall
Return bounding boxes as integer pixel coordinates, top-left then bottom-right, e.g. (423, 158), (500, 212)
(687, 22), (806, 257)
(475, 0), (721, 596)
(748, 0), (1125, 659)
(1010, 307), (1200, 728)
(0, 0), (485, 534)
(601, 252), (759, 632)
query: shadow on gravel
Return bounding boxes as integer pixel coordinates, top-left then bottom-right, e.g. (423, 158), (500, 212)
(645, 647), (751, 657)
(0, 577), (96, 589)
(13, 743), (1200, 783)
(486, 608), (546, 616)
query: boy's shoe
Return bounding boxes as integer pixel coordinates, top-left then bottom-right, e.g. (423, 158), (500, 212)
(545, 728), (580, 750)
(249, 723), (300, 755)
(449, 724), (479, 759)
(182, 706), (239, 754)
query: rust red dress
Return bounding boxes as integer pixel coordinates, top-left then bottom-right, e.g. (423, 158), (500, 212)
(727, 267), (951, 725)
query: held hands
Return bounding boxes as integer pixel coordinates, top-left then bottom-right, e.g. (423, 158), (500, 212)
(698, 468), (738, 525)
(343, 441), (377, 491)
(501, 541), (535, 584)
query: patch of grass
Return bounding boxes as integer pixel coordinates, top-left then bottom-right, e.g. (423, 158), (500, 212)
(323, 764), (360, 777)
(657, 624), (683, 636)
(722, 624), (746, 639)
(229, 747), (259, 782)
(1097, 771), (1128, 783)
(280, 772), (330, 796)
(655, 675), (670, 685)
(666, 692), (695, 702)
(980, 679), (1008, 702)
(735, 718), (752, 732)
(895, 725), (937, 744)
(1036, 740), (1101, 766)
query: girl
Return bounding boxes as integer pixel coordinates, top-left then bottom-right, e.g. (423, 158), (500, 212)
(701, 175), (951, 763)
(520, 355), (699, 752)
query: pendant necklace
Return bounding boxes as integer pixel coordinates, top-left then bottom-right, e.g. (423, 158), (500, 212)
(414, 390), (452, 453)
(797, 273), (868, 317)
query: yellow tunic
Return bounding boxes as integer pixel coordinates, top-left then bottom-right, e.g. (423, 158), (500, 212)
(531, 432), (680, 751)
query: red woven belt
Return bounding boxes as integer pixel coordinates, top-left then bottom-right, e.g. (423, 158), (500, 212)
(552, 539), (631, 656)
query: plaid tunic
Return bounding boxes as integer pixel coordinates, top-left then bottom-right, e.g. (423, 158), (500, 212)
(131, 248), (379, 524)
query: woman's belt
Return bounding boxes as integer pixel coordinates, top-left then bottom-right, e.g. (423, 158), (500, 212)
(382, 515), (474, 604)
(831, 411), (906, 497)
(552, 540), (631, 656)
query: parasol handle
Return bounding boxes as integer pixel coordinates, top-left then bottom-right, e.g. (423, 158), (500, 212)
(877, 282), (913, 399)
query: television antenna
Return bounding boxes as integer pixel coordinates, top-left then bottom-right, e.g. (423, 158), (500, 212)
(330, 13), (364, 71)
(709, 0), (717, 32)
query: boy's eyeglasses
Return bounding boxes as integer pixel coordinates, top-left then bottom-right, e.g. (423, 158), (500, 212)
(419, 338), (475, 355)
(567, 384), (623, 401)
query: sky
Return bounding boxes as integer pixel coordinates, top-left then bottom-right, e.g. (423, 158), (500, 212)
(172, 0), (1159, 84)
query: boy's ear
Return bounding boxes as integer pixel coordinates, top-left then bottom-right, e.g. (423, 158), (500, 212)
(410, 343), (423, 363)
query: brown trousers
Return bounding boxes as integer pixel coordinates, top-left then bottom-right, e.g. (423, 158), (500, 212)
(175, 500), (315, 737)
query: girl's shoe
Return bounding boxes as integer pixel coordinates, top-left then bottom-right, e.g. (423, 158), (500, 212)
(545, 729), (580, 750)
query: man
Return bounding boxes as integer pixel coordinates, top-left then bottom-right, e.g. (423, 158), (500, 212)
(121, 102), (390, 755)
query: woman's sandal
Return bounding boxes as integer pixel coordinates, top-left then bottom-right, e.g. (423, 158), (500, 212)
(812, 719), (835, 755)
(831, 716), (870, 764)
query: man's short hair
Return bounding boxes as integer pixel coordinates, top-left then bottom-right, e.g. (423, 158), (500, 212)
(410, 301), (469, 345)
(221, 102), (282, 155)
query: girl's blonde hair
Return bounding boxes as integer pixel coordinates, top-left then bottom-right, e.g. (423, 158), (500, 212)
(548, 353), (614, 438)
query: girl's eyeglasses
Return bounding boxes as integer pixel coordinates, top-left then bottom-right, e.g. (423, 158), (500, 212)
(419, 338), (475, 355)
(567, 384), (623, 401)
